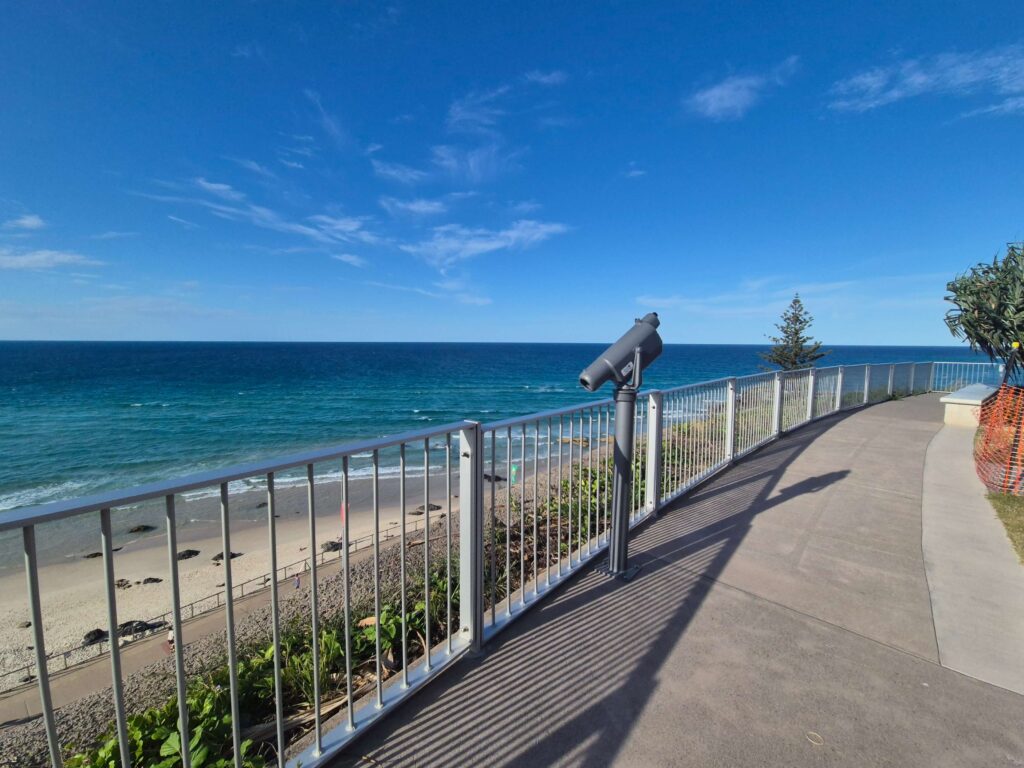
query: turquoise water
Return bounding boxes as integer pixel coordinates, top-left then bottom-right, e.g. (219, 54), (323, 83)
(0, 341), (985, 513)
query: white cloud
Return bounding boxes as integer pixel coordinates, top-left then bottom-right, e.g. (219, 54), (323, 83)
(231, 158), (276, 178)
(90, 231), (137, 240)
(624, 162), (646, 178)
(331, 253), (366, 267)
(167, 215), (200, 229)
(232, 42), (264, 59)
(830, 45), (1024, 113)
(687, 56), (799, 121)
(279, 159), (304, 169)
(401, 219), (568, 271)
(366, 279), (492, 306)
(371, 158), (428, 185)
(446, 86), (510, 134)
(0, 248), (103, 270)
(304, 89), (345, 145)
(3, 213), (45, 230)
(525, 70), (568, 86)
(431, 144), (522, 184)
(510, 200), (541, 214)
(194, 177), (245, 201)
(379, 196), (447, 216)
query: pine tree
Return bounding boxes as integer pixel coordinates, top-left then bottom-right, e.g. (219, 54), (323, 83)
(760, 294), (829, 370)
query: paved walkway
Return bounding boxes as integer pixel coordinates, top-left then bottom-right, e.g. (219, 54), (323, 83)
(332, 395), (1024, 767)
(923, 422), (1024, 694)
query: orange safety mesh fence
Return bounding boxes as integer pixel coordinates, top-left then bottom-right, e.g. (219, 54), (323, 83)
(975, 383), (1024, 495)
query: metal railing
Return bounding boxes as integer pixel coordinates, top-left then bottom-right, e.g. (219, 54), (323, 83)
(0, 359), (992, 767)
(931, 361), (1003, 392)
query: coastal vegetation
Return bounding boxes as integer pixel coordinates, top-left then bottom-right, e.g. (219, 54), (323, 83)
(945, 242), (1024, 375)
(760, 294), (830, 371)
(987, 494), (1024, 564)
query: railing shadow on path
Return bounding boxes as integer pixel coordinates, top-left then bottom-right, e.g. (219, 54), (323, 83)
(331, 411), (853, 768)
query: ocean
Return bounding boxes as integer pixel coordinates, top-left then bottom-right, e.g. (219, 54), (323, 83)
(0, 341), (985, 515)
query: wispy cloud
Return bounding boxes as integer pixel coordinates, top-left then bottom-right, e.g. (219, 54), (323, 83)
(167, 215), (200, 229)
(142, 182), (381, 246)
(401, 219), (568, 271)
(231, 158), (277, 178)
(446, 86), (510, 135)
(431, 144), (523, 184)
(232, 42), (264, 59)
(279, 159), (305, 169)
(366, 279), (492, 306)
(331, 253), (366, 267)
(624, 161), (646, 178)
(524, 70), (568, 86)
(830, 45), (1024, 114)
(90, 231), (137, 240)
(3, 213), (45, 230)
(304, 88), (346, 145)
(687, 56), (799, 121)
(371, 158), (429, 185)
(194, 177), (246, 201)
(379, 196), (447, 216)
(0, 247), (103, 270)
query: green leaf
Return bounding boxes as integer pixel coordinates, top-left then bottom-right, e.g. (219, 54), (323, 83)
(159, 730), (180, 758)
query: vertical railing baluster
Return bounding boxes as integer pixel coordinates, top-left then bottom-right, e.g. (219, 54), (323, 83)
(400, 445), (409, 686)
(341, 457), (354, 731)
(162, 496), (191, 768)
(265, 475), (285, 767)
(489, 431), (497, 624)
(372, 450), (383, 699)
(506, 427), (512, 613)
(423, 439), (432, 670)
(545, 418), (552, 584)
(99, 509), (131, 768)
(557, 416), (564, 577)
(218, 483), (242, 768)
(519, 423), (526, 600)
(532, 422), (539, 593)
(446, 433), (453, 653)
(23, 526), (63, 768)
(567, 417), (574, 568)
(587, 409), (594, 550)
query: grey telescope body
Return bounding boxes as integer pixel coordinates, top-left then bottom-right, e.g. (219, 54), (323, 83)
(580, 312), (663, 392)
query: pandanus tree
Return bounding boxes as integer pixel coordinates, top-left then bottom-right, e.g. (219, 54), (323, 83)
(945, 243), (1024, 376)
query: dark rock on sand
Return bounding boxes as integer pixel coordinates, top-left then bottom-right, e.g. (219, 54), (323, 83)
(176, 549), (200, 561)
(211, 551), (241, 562)
(483, 473), (507, 483)
(116, 620), (166, 638)
(82, 552), (102, 559)
(127, 524), (156, 534)
(17, 621), (31, 629)
(321, 540), (344, 553)
(114, 578), (131, 590)
(82, 629), (108, 646)
(142, 577), (162, 585)
(412, 503), (443, 515)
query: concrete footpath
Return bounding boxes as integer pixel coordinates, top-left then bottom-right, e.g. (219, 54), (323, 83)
(923, 423), (1024, 694)
(332, 395), (1024, 768)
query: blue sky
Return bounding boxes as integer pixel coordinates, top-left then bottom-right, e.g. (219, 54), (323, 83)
(1, 2), (1021, 345)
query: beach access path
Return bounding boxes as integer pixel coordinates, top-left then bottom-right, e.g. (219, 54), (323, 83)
(330, 394), (1024, 767)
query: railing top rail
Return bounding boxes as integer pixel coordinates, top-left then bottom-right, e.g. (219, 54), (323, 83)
(481, 397), (614, 432)
(0, 419), (474, 533)
(657, 375), (736, 394)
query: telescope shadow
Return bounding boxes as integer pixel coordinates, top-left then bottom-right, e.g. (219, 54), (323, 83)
(330, 411), (854, 768)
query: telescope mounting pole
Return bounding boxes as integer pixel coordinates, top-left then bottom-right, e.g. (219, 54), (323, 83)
(608, 347), (643, 579)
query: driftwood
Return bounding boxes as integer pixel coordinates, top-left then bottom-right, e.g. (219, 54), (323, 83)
(240, 679), (376, 742)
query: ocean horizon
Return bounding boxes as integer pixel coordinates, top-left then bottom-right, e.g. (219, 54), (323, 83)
(1, 340), (986, 515)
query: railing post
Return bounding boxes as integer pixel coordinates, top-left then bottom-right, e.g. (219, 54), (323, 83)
(644, 391), (663, 515)
(863, 365), (871, 404)
(909, 363), (917, 395)
(835, 366), (845, 411)
(458, 422), (484, 653)
(725, 378), (737, 460)
(927, 362), (936, 392)
(805, 369), (816, 423)
(887, 364), (895, 398)
(772, 371), (784, 435)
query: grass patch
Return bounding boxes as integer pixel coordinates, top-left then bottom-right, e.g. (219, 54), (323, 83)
(987, 493), (1024, 564)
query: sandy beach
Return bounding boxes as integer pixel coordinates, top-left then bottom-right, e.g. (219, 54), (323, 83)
(0, 468), (465, 687)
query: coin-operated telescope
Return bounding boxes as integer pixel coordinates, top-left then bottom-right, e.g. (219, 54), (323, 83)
(579, 313), (663, 577)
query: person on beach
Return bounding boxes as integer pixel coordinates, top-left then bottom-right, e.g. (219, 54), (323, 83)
(294, 574), (300, 590)
(165, 630), (175, 655)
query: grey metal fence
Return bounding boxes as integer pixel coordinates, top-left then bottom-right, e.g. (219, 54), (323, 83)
(0, 360), (988, 767)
